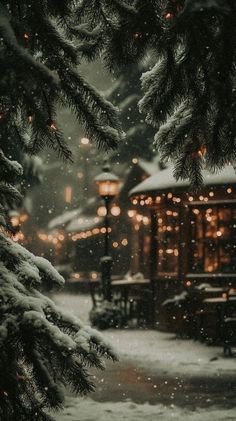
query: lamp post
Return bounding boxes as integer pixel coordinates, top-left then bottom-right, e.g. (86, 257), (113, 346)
(95, 163), (120, 301)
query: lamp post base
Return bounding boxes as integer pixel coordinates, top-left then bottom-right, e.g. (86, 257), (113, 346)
(100, 255), (113, 301)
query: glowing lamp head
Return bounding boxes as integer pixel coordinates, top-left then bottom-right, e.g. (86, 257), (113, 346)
(95, 164), (120, 198)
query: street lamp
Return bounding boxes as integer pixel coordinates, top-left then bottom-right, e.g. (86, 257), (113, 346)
(95, 163), (120, 301)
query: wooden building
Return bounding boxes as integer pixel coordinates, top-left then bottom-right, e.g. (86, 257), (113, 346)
(129, 165), (236, 324)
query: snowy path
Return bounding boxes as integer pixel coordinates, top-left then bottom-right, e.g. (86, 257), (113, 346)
(52, 293), (236, 421)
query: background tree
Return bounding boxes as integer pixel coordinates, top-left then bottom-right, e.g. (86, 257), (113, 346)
(107, 63), (155, 163)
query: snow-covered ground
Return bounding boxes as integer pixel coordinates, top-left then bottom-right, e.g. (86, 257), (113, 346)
(56, 398), (236, 421)
(52, 293), (236, 421)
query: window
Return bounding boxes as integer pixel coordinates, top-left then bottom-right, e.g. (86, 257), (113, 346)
(189, 205), (236, 273)
(156, 208), (180, 276)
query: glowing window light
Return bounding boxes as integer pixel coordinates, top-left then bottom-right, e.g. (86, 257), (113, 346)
(143, 217), (150, 225)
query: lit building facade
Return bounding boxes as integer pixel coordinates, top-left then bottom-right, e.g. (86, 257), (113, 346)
(130, 166), (236, 323)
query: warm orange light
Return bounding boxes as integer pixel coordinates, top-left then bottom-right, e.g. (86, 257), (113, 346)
(97, 206), (107, 217)
(121, 238), (128, 246)
(133, 32), (142, 39)
(97, 180), (119, 197)
(77, 172), (84, 179)
(164, 12), (174, 20)
(49, 122), (57, 131)
(132, 157), (139, 164)
(143, 217), (150, 225)
(128, 210), (136, 218)
(65, 186), (72, 203)
(11, 216), (20, 227)
(227, 188), (232, 194)
(111, 205), (121, 217)
(113, 242), (118, 248)
(81, 137), (90, 145)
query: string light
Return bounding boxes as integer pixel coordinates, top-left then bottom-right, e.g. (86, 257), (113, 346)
(81, 137), (90, 145)
(133, 32), (142, 40)
(47, 119), (57, 131)
(164, 12), (174, 20)
(111, 205), (121, 216)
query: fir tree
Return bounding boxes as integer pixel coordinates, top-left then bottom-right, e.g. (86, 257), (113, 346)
(0, 2), (119, 420)
(77, 0), (236, 188)
(107, 64), (155, 163)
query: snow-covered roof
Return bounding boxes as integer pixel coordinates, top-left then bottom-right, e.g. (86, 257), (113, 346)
(130, 165), (236, 196)
(138, 156), (161, 176)
(66, 216), (103, 233)
(48, 208), (82, 230)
